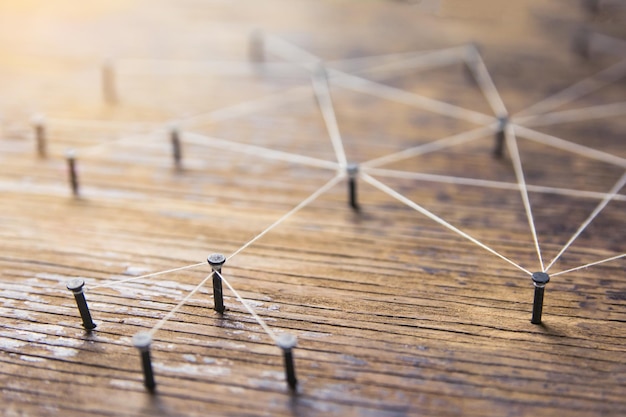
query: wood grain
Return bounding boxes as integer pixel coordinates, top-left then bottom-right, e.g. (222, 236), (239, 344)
(0, 1), (625, 416)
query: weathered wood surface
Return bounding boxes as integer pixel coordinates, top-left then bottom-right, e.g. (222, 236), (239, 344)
(0, 1), (625, 416)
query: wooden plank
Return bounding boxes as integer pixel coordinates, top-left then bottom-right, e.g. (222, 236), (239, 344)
(0, 1), (625, 416)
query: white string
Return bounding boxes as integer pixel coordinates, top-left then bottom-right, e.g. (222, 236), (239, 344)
(217, 271), (278, 342)
(514, 59), (626, 118)
(61, 38), (624, 335)
(181, 86), (311, 127)
(41, 87), (312, 159)
(514, 102), (626, 127)
(364, 168), (626, 202)
(90, 262), (206, 290)
(464, 46), (508, 118)
(78, 132), (161, 158)
(46, 118), (160, 130)
(183, 132), (340, 171)
(588, 32), (626, 58)
(513, 125), (626, 168)
(263, 34), (321, 70)
(325, 47), (462, 71)
(116, 59), (306, 76)
(146, 175), (342, 337)
(545, 171), (626, 272)
(551, 253), (625, 277)
(351, 46), (466, 79)
(148, 272), (213, 337)
(327, 69), (496, 126)
(362, 125), (494, 169)
(505, 125), (544, 271)
(311, 70), (348, 168)
(228, 173), (344, 260)
(361, 173), (532, 275)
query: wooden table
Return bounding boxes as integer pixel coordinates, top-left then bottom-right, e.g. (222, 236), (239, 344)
(1, 1), (625, 416)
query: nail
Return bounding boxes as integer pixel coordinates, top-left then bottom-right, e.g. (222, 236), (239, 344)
(102, 58), (117, 105)
(169, 124), (182, 170)
(531, 272), (550, 324)
(493, 116), (508, 158)
(463, 43), (480, 85)
(207, 253), (226, 313)
(581, 0), (600, 15)
(314, 63), (327, 81)
(347, 163), (360, 211)
(276, 333), (298, 391)
(133, 332), (156, 392)
(66, 279), (96, 330)
(32, 114), (47, 158)
(249, 29), (265, 63)
(572, 27), (591, 60)
(65, 149), (80, 197)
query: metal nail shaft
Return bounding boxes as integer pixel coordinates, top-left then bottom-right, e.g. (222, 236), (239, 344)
(463, 43), (480, 85)
(133, 332), (156, 392)
(347, 163), (359, 211)
(66, 279), (96, 330)
(102, 59), (117, 105)
(531, 272), (550, 324)
(33, 115), (47, 158)
(170, 125), (182, 170)
(572, 27), (591, 60)
(208, 253), (226, 313)
(66, 150), (79, 197)
(249, 29), (265, 63)
(276, 333), (298, 391)
(493, 116), (507, 158)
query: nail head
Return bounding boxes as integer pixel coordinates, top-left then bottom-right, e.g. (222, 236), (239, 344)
(133, 332), (152, 350)
(207, 253), (226, 267)
(347, 163), (359, 176)
(66, 278), (85, 292)
(532, 271), (550, 286)
(276, 333), (297, 350)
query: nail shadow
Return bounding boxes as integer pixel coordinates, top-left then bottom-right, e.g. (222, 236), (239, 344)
(530, 321), (568, 339)
(141, 391), (177, 417)
(287, 388), (303, 416)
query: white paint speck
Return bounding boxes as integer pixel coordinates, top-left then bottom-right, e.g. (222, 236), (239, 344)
(45, 346), (78, 358)
(0, 290), (44, 303)
(246, 300), (264, 308)
(155, 363), (230, 377)
(12, 310), (32, 320)
(20, 355), (45, 363)
(0, 338), (25, 349)
(123, 266), (150, 276)
(260, 370), (283, 380)
(34, 273), (94, 287)
(15, 331), (47, 343)
(110, 379), (138, 389)
(182, 354), (197, 363)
